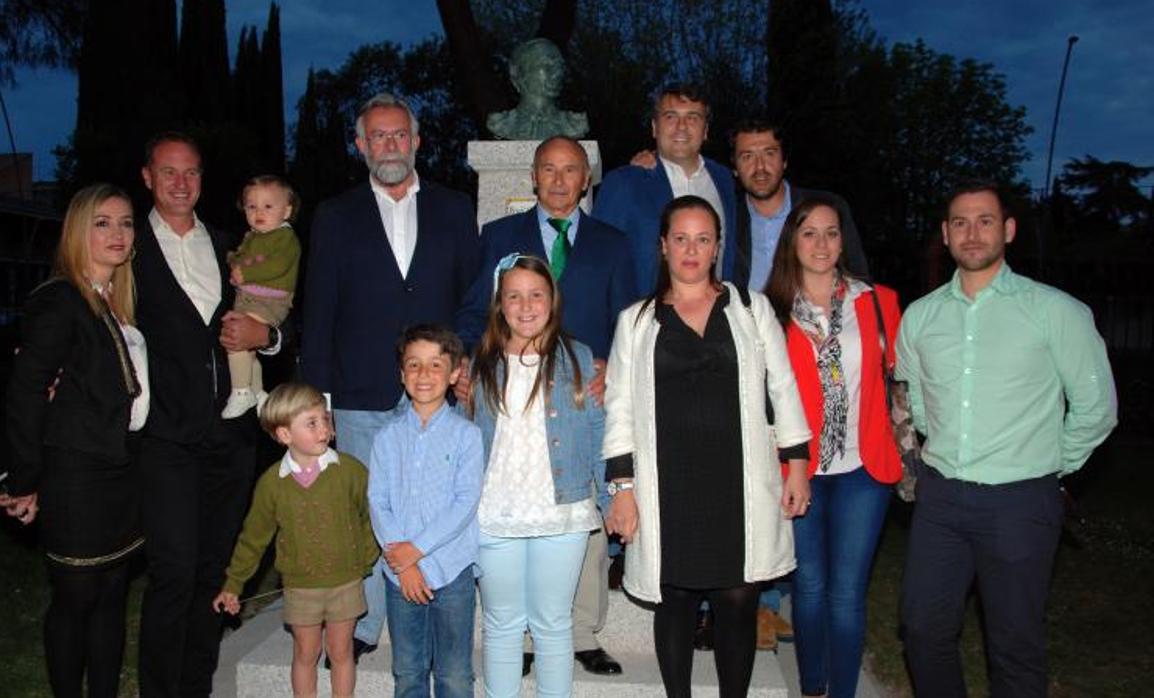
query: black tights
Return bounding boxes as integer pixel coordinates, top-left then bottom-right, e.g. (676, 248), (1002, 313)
(44, 562), (130, 698)
(654, 582), (761, 698)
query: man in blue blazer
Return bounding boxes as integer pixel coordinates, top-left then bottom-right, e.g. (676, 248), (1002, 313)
(456, 135), (632, 677)
(456, 136), (635, 359)
(301, 93), (479, 658)
(593, 84), (737, 298)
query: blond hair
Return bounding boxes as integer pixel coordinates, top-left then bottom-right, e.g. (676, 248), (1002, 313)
(55, 183), (136, 324)
(258, 382), (327, 438)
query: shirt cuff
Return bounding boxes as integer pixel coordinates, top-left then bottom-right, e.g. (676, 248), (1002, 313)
(778, 441), (809, 463)
(257, 326), (282, 356)
(606, 454), (634, 480)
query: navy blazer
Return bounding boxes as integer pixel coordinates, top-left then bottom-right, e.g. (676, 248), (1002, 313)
(592, 156), (737, 298)
(301, 179), (479, 411)
(729, 182), (870, 289)
(455, 207), (635, 360)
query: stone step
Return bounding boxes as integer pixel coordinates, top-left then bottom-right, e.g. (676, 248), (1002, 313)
(229, 591), (789, 697)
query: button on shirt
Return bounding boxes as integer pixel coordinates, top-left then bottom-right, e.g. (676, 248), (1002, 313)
(661, 155), (727, 276)
(537, 205), (580, 264)
(149, 209), (221, 324)
(747, 181), (792, 291)
(367, 401), (483, 589)
(895, 264), (1117, 484)
(370, 174), (421, 278)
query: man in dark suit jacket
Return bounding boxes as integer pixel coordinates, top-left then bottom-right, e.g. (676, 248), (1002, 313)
(728, 117), (869, 289)
(135, 132), (280, 697)
(593, 84), (738, 298)
(456, 137), (635, 359)
(455, 135), (631, 677)
(300, 93), (480, 656)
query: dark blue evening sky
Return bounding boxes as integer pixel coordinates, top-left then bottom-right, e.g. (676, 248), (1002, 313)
(4, 1), (1152, 189)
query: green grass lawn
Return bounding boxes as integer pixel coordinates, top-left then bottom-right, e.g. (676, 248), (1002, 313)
(864, 434), (1154, 697)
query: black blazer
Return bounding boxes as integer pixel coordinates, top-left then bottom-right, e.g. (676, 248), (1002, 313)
(133, 217), (238, 444)
(731, 183), (870, 289)
(5, 280), (136, 495)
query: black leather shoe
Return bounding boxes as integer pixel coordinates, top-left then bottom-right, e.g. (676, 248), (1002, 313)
(522, 652), (534, 677)
(693, 609), (715, 651)
(574, 648), (623, 675)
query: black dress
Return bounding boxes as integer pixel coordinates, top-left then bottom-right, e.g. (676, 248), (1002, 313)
(653, 291), (746, 588)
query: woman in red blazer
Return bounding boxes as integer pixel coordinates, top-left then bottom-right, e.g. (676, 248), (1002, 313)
(765, 194), (901, 698)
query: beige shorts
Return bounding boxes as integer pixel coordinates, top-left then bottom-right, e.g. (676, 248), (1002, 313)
(282, 579), (366, 626)
(234, 292), (292, 327)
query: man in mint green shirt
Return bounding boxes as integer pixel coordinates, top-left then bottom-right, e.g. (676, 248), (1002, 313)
(895, 181), (1116, 698)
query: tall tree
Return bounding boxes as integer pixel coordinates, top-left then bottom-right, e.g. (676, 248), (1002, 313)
(260, 2), (286, 171)
(0, 0), (85, 85)
(179, 0), (230, 124)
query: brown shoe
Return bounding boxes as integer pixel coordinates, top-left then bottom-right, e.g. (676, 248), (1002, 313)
(756, 608), (778, 651)
(765, 608), (794, 642)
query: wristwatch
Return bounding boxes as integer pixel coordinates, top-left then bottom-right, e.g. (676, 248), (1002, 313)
(607, 481), (635, 497)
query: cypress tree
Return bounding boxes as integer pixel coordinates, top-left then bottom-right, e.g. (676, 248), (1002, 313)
(260, 2), (286, 172)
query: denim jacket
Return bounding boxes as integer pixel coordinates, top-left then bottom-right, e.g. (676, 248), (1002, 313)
(471, 339), (608, 510)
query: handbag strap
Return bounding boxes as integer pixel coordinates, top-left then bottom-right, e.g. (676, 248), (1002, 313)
(868, 287), (894, 412)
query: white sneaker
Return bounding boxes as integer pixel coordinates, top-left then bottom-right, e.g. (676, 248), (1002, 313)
(222, 388), (257, 419)
(255, 390), (269, 416)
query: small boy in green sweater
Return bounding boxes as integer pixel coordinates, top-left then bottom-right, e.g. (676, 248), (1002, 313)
(213, 382), (379, 698)
(222, 175), (302, 419)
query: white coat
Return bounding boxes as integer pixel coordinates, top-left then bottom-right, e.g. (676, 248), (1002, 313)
(602, 283), (812, 603)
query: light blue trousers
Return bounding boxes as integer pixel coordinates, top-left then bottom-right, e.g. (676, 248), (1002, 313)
(478, 531), (588, 698)
(333, 408), (391, 646)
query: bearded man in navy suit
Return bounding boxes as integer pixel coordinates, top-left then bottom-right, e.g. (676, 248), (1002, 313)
(301, 93), (480, 659)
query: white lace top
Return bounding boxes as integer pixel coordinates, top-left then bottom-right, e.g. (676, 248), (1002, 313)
(477, 355), (600, 538)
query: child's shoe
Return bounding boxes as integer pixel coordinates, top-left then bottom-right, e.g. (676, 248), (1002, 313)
(222, 388), (257, 419)
(255, 390), (269, 416)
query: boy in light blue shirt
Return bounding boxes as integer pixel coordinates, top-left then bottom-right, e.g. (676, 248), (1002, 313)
(368, 324), (483, 698)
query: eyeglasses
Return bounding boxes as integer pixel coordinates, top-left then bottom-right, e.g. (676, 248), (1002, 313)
(365, 129), (410, 145)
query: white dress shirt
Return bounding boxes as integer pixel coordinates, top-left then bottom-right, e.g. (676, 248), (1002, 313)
(370, 174), (421, 278)
(660, 155), (728, 278)
(148, 209), (221, 325)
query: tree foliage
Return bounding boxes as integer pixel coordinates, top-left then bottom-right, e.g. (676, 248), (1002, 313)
(0, 0), (84, 85)
(1058, 156), (1152, 234)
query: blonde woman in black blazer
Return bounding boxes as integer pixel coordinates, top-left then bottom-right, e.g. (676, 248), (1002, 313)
(3, 183), (148, 698)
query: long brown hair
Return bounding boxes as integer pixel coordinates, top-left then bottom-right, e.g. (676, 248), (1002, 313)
(471, 255), (584, 416)
(764, 194), (851, 327)
(637, 195), (723, 321)
(55, 183), (137, 324)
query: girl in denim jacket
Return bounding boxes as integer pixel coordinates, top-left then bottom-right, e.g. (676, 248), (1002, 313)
(469, 253), (606, 698)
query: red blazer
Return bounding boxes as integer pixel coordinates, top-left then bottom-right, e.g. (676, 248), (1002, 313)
(785, 285), (902, 483)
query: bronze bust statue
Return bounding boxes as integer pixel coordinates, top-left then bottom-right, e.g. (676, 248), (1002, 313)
(487, 38), (589, 140)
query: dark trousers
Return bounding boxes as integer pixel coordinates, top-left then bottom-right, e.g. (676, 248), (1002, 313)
(138, 420), (254, 697)
(900, 468), (1064, 698)
(44, 562), (131, 698)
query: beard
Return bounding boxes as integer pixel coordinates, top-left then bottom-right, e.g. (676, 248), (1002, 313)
(953, 243), (1005, 272)
(366, 152), (414, 185)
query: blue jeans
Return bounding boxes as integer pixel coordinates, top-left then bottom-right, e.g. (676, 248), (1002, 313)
(478, 531), (587, 698)
(386, 567), (476, 698)
(334, 408), (392, 646)
(792, 466), (890, 698)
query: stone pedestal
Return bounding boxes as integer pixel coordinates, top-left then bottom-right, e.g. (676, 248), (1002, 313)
(467, 140), (602, 228)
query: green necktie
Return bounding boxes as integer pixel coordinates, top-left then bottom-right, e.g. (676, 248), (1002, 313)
(547, 217), (572, 279)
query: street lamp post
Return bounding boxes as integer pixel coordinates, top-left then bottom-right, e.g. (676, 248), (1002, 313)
(1043, 35), (1079, 199)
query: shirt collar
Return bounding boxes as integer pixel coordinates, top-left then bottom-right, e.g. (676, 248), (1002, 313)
(370, 172), (421, 205)
(948, 261), (1019, 302)
(536, 204), (581, 230)
(404, 400), (450, 431)
(149, 208), (206, 239)
(659, 154), (706, 181)
(278, 447), (340, 478)
(746, 180), (792, 222)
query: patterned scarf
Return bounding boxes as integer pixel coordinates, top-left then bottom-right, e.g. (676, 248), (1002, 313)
(792, 278), (849, 473)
